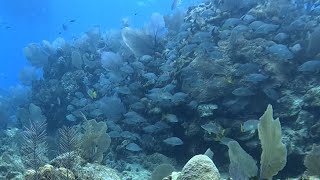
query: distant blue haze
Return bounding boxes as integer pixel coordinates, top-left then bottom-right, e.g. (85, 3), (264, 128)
(0, 0), (199, 88)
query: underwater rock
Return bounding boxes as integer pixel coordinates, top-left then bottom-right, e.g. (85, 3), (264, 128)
(310, 122), (320, 139)
(277, 92), (303, 118)
(151, 163), (175, 180)
(295, 110), (314, 130)
(0, 151), (24, 180)
(303, 86), (320, 107)
(24, 164), (75, 180)
(50, 152), (85, 170)
(181, 56), (230, 102)
(76, 163), (121, 180)
(143, 153), (177, 171)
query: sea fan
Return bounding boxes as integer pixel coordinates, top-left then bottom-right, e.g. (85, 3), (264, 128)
(21, 120), (47, 180)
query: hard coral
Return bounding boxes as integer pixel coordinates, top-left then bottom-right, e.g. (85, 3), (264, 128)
(177, 155), (220, 180)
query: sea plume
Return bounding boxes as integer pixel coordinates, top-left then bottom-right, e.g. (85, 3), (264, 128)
(21, 120), (48, 180)
(58, 126), (79, 177)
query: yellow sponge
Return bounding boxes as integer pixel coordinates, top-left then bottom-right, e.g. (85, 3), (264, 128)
(258, 104), (287, 179)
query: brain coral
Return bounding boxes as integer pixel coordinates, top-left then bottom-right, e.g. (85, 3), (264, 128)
(177, 155), (220, 180)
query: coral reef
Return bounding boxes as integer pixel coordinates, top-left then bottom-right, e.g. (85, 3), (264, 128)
(2, 0), (320, 179)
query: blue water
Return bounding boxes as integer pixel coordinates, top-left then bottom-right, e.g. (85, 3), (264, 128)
(0, 0), (198, 89)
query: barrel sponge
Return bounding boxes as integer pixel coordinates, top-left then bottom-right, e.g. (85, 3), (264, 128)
(177, 155), (220, 180)
(258, 104), (287, 179)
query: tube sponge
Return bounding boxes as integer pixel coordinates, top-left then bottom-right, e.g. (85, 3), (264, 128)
(258, 104), (287, 179)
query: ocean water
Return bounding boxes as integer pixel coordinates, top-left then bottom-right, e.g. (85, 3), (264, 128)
(0, 0), (320, 179)
(0, 0), (197, 88)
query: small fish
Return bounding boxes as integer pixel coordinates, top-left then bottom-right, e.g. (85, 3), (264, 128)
(121, 17), (130, 27)
(62, 24), (68, 31)
(69, 19), (76, 23)
(241, 119), (259, 133)
(0, 73), (8, 79)
(163, 137), (183, 146)
(245, 140), (259, 149)
(201, 122), (224, 135)
(298, 60), (320, 73)
(57, 97), (61, 105)
(162, 114), (178, 123)
(219, 137), (235, 146)
(232, 87), (255, 97)
(171, 0), (182, 10)
(126, 143), (142, 152)
(204, 148), (214, 159)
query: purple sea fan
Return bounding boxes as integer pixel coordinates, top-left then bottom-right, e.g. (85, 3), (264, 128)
(100, 51), (122, 72)
(99, 95), (126, 120)
(146, 12), (166, 38)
